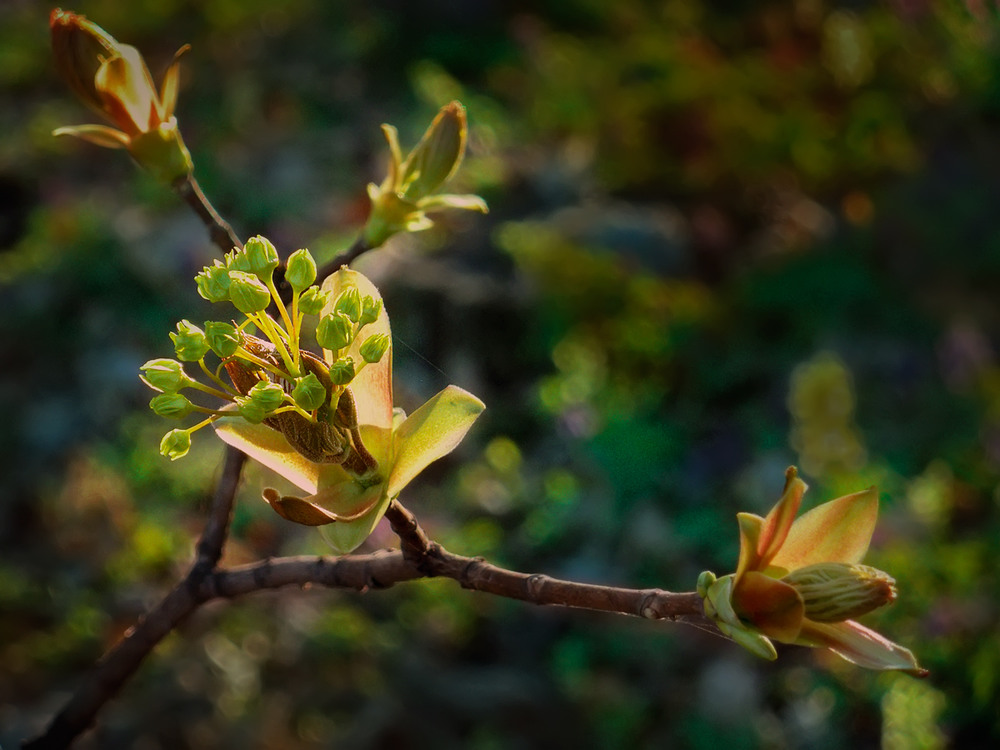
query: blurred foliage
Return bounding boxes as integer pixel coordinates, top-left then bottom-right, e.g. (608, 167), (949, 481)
(4, 0), (1000, 747)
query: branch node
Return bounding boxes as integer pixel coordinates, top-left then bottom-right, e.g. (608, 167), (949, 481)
(526, 574), (548, 598)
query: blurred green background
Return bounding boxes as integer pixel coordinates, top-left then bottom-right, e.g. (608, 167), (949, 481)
(2, 0), (999, 747)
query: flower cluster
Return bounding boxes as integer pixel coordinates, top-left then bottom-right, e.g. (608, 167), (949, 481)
(142, 236), (484, 552)
(698, 467), (926, 675)
(50, 8), (192, 183)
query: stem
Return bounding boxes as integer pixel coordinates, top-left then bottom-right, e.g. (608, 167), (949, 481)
(172, 173), (242, 255)
(248, 312), (297, 376)
(199, 359), (240, 398)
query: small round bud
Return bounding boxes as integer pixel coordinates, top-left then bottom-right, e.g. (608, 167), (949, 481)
(291, 373), (327, 411)
(224, 247), (253, 273)
(316, 312), (353, 351)
(170, 320), (210, 362)
(359, 333), (390, 364)
(285, 249), (317, 293)
(298, 286), (330, 316)
(228, 271), (272, 314)
(334, 288), (362, 323)
(244, 235), (280, 280)
(149, 392), (194, 419)
(160, 429), (192, 460)
(237, 397), (268, 424)
(140, 358), (192, 393)
(195, 261), (231, 302)
(359, 294), (382, 326)
(247, 380), (286, 412)
(329, 356), (356, 385)
(204, 321), (241, 358)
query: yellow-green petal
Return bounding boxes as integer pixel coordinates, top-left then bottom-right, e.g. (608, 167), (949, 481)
(771, 486), (879, 571)
(386, 385), (485, 500)
(214, 414), (322, 494)
(319, 489), (393, 554)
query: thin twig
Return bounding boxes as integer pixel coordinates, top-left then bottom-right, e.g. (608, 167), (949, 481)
(173, 173), (242, 255)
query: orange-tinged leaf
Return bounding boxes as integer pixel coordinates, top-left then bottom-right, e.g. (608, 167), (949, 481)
(94, 45), (158, 134)
(771, 486), (878, 571)
(159, 45), (188, 120)
(734, 571), (804, 643)
(53, 124), (130, 149)
(757, 469), (807, 569)
(386, 385), (485, 500)
(263, 488), (338, 526)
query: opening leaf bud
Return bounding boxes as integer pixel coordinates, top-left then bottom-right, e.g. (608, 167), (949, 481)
(228, 271), (271, 313)
(140, 358), (192, 393)
(334, 288), (363, 323)
(316, 312), (353, 351)
(359, 333), (390, 364)
(247, 380), (286, 412)
(160, 429), (192, 460)
(244, 235), (280, 280)
(285, 249), (317, 293)
(170, 320), (210, 362)
(150, 392), (194, 419)
(402, 101), (467, 200)
(298, 286), (330, 316)
(195, 261), (231, 302)
(204, 321), (241, 358)
(359, 295), (382, 326)
(329, 356), (356, 385)
(782, 562), (897, 623)
(291, 373), (327, 411)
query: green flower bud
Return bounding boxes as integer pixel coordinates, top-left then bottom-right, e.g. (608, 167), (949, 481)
(291, 373), (327, 411)
(359, 333), (390, 364)
(237, 396), (268, 424)
(170, 320), (210, 362)
(195, 261), (231, 303)
(329, 356), (356, 385)
(224, 247), (253, 273)
(247, 380), (286, 412)
(140, 358), (192, 393)
(228, 270), (272, 314)
(298, 286), (330, 316)
(334, 288), (362, 323)
(204, 321), (241, 358)
(244, 235), (280, 280)
(359, 294), (382, 326)
(160, 429), (191, 460)
(149, 392), (194, 419)
(285, 248), (317, 293)
(782, 563), (897, 623)
(316, 312), (353, 351)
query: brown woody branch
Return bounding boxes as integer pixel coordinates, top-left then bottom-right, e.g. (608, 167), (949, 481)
(24, 499), (709, 750)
